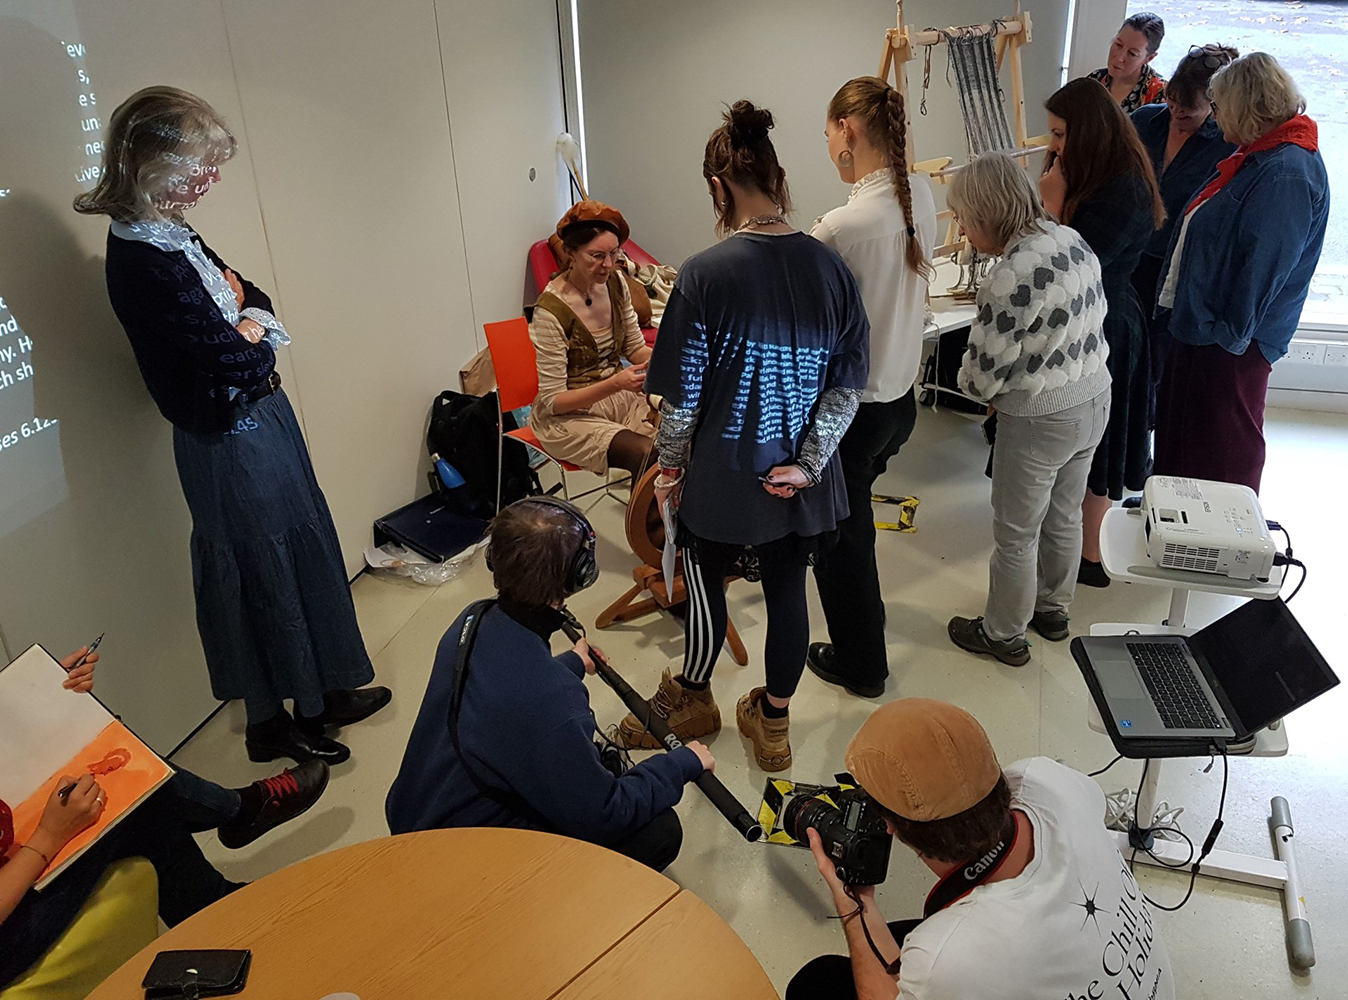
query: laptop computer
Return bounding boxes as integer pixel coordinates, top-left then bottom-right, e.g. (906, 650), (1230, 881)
(1071, 598), (1338, 758)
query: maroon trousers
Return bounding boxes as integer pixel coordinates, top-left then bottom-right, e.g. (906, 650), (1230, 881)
(1153, 339), (1273, 493)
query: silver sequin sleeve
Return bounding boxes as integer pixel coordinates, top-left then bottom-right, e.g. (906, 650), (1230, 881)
(655, 398), (699, 470)
(796, 386), (862, 485)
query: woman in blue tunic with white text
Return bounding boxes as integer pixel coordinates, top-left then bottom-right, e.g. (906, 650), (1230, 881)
(615, 102), (869, 772)
(74, 87), (388, 765)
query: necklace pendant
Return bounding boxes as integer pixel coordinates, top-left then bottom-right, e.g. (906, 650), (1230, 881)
(585, 296), (592, 306)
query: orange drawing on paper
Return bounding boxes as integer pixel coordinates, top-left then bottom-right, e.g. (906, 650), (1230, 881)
(85, 748), (131, 775)
(10, 722), (171, 883)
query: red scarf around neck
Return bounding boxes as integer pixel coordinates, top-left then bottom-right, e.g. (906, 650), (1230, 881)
(1185, 114), (1318, 214)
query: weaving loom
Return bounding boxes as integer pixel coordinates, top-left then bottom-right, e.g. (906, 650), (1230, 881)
(936, 25), (1018, 157)
(878, 1), (1047, 277)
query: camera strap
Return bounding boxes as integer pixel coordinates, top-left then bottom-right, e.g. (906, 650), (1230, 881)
(447, 598), (549, 828)
(849, 814), (1020, 978)
(921, 813), (1021, 919)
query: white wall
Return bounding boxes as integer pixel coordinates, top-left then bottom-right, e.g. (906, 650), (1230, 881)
(0, 0), (569, 750)
(218, 0), (482, 577)
(577, 0), (1073, 266)
(0, 0), (285, 750)
(1067, 0), (1127, 81)
(437, 0), (573, 326)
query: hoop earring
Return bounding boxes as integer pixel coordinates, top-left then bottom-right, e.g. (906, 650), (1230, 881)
(839, 149), (854, 168)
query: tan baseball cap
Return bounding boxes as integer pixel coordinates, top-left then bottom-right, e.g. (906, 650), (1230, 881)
(844, 698), (1002, 821)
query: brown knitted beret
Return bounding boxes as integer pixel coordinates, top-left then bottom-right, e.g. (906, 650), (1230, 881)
(556, 200), (630, 246)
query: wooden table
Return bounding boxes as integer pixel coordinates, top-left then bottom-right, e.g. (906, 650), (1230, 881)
(89, 828), (777, 1000)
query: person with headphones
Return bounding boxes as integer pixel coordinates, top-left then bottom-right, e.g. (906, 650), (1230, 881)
(384, 497), (714, 871)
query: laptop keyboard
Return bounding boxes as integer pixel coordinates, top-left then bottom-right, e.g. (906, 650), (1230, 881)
(1126, 642), (1222, 730)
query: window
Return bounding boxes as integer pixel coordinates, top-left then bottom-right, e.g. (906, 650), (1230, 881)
(1124, 1), (1346, 331)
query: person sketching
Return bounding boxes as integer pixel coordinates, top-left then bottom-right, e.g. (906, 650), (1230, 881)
(74, 87), (389, 765)
(0, 646), (327, 987)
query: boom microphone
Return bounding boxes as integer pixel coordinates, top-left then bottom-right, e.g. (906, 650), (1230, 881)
(561, 613), (762, 842)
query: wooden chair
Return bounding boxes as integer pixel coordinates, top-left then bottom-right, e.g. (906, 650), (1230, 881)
(596, 466), (748, 666)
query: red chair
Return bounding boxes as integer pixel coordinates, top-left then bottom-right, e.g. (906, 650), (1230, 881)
(483, 318), (582, 508)
(527, 239), (662, 347)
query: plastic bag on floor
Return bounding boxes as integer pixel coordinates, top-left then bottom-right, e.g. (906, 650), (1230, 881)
(363, 539), (486, 586)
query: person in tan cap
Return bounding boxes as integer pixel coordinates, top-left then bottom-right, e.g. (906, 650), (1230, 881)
(787, 698), (1176, 1000)
(529, 201), (657, 479)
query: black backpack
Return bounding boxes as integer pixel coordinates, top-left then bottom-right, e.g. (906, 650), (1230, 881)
(918, 325), (987, 415)
(427, 390), (540, 518)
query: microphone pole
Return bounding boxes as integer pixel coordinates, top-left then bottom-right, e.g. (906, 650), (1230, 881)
(561, 613), (762, 842)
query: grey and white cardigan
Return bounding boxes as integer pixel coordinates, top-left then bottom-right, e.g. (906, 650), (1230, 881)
(959, 221), (1112, 417)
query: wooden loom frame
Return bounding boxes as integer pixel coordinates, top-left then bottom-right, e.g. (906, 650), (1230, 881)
(879, 1), (1048, 254)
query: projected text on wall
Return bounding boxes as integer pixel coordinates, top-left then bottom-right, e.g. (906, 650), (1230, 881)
(0, 36), (99, 535)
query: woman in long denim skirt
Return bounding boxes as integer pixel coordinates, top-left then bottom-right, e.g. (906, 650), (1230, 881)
(75, 86), (389, 765)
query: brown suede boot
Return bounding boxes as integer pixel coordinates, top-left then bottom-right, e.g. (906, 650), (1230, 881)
(616, 668), (722, 749)
(736, 687), (791, 771)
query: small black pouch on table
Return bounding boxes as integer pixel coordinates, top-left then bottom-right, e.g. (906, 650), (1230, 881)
(141, 949), (251, 998)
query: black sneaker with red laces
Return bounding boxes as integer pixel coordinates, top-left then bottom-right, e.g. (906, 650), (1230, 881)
(217, 760), (330, 850)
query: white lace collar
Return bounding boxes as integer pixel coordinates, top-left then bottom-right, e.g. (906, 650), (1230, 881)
(849, 168), (895, 201)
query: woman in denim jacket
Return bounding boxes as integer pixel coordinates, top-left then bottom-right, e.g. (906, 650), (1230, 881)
(1154, 54), (1330, 493)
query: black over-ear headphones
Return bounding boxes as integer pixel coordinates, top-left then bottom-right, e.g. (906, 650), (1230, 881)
(486, 496), (599, 597)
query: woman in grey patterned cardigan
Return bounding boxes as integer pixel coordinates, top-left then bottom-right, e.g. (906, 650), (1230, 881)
(947, 153), (1113, 665)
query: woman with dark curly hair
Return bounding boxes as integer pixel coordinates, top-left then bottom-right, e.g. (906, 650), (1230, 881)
(615, 101), (869, 772)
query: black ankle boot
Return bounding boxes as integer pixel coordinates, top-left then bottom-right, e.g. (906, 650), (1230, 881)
(245, 712), (350, 766)
(297, 686), (393, 731)
(805, 643), (886, 698)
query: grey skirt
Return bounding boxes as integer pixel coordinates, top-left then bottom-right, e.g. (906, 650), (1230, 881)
(173, 391), (373, 720)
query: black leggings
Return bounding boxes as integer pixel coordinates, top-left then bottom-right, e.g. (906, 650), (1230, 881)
(681, 539), (810, 700)
(784, 919), (922, 1000)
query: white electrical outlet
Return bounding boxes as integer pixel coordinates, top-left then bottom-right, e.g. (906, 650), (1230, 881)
(1283, 342), (1326, 365)
(1325, 345), (1348, 367)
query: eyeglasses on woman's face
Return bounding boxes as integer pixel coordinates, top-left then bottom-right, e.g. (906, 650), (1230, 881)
(583, 249), (625, 265)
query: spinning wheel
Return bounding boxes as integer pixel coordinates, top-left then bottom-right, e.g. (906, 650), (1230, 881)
(595, 466), (749, 666)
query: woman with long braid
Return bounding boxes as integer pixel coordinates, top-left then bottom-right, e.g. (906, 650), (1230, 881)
(806, 77), (937, 699)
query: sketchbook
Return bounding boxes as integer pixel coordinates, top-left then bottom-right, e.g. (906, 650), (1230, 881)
(0, 645), (172, 889)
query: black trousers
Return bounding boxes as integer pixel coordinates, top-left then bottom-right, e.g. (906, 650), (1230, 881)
(812, 391), (917, 684)
(784, 918), (922, 1000)
(0, 773), (240, 986)
(600, 809), (683, 872)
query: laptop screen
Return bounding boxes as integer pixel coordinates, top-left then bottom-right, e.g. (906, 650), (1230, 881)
(1189, 598), (1339, 735)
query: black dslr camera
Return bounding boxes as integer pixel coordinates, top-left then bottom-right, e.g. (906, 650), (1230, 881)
(783, 784), (892, 886)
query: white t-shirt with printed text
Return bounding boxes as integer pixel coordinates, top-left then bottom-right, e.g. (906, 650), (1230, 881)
(898, 757), (1176, 1000)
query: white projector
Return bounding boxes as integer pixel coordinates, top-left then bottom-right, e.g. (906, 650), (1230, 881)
(1143, 477), (1276, 582)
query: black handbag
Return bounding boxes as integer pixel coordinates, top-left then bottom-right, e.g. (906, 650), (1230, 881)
(141, 949), (251, 998)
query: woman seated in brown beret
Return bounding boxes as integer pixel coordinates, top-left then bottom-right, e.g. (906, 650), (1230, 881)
(530, 202), (656, 479)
